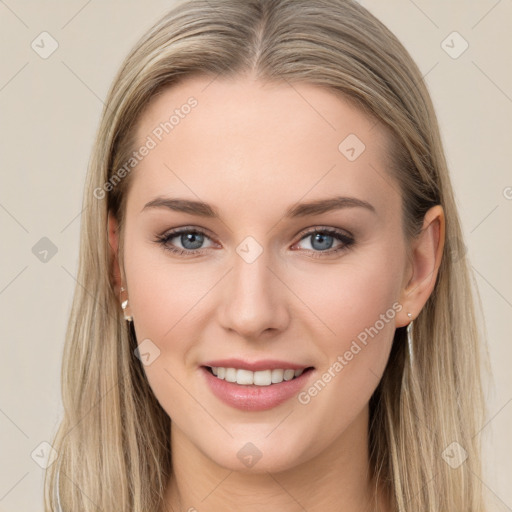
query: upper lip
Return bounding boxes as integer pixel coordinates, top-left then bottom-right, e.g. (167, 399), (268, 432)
(202, 358), (313, 372)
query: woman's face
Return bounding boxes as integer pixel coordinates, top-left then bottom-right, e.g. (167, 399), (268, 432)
(116, 75), (417, 472)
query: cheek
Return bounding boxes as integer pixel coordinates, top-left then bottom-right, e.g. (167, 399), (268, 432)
(291, 246), (405, 412)
(124, 228), (209, 342)
(123, 235), (231, 414)
(297, 246), (404, 344)
(123, 240), (214, 422)
(289, 249), (404, 447)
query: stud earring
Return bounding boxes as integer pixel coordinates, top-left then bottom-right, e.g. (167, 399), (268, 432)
(120, 286), (132, 322)
(406, 312), (414, 364)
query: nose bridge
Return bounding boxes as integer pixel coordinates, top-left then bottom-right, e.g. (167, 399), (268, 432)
(218, 242), (288, 337)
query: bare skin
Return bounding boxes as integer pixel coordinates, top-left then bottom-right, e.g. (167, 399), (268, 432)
(108, 74), (445, 512)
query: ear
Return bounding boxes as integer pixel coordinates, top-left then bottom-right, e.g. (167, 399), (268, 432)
(396, 204), (445, 327)
(107, 211), (123, 293)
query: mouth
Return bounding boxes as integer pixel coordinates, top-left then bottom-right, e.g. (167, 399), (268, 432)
(203, 365), (315, 386)
(200, 364), (316, 411)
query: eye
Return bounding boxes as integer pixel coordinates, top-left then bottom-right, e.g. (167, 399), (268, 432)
(292, 227), (355, 258)
(154, 226), (355, 258)
(155, 227), (216, 256)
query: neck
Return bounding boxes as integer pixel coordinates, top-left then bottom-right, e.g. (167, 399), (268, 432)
(163, 405), (389, 512)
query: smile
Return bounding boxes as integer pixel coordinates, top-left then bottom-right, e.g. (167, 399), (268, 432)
(201, 365), (315, 411)
(207, 366), (307, 386)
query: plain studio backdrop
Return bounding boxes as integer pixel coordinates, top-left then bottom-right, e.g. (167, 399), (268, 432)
(0, 1), (511, 510)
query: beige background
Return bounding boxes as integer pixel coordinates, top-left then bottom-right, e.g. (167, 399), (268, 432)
(0, 1), (511, 510)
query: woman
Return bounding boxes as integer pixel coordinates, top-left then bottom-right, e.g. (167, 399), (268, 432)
(44, 0), (488, 510)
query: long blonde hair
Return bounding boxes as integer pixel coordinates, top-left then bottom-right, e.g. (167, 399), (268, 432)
(44, 0), (488, 510)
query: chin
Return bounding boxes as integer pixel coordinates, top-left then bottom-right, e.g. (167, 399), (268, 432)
(200, 434), (313, 474)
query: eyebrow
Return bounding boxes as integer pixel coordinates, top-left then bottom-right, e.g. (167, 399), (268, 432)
(141, 195), (376, 218)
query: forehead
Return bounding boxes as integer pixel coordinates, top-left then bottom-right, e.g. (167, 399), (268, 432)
(128, 75), (398, 220)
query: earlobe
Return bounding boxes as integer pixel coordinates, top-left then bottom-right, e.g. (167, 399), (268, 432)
(107, 211), (122, 291)
(397, 205), (445, 327)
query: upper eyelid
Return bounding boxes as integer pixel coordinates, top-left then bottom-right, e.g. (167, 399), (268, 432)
(160, 225), (352, 238)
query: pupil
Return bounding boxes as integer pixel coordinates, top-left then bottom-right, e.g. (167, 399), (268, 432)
(182, 232), (203, 250)
(312, 233), (333, 251)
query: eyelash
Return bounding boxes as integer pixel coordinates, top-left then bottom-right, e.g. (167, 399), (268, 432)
(154, 226), (355, 259)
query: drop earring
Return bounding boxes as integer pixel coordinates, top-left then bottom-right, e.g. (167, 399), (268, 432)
(120, 286), (133, 322)
(406, 312), (414, 365)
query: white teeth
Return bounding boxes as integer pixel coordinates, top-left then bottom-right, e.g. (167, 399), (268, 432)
(225, 368), (237, 383)
(271, 369), (284, 383)
(236, 369), (254, 385)
(253, 370), (272, 386)
(210, 366), (307, 386)
(284, 369), (295, 381)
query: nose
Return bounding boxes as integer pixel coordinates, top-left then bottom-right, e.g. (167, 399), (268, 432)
(217, 249), (290, 340)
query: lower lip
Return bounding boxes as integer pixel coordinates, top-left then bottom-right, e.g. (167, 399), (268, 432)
(201, 366), (315, 411)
